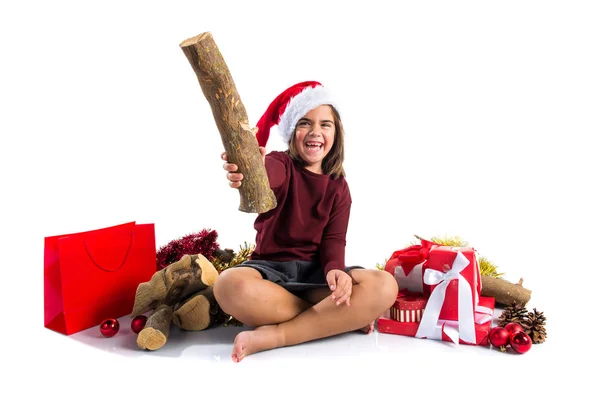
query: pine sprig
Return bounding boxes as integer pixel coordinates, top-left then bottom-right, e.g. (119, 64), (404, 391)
(430, 235), (469, 247)
(212, 242), (255, 273)
(478, 255), (504, 278)
(375, 258), (388, 271)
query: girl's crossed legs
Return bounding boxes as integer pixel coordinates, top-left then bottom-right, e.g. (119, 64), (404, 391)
(213, 266), (398, 362)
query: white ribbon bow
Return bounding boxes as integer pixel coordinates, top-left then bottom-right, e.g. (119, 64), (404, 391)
(415, 251), (476, 344)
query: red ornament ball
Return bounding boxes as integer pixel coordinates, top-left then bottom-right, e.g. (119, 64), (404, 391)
(489, 326), (511, 349)
(100, 318), (120, 337)
(130, 315), (147, 334)
(510, 331), (532, 354)
(504, 322), (525, 335)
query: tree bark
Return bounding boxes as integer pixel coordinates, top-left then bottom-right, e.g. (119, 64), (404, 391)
(481, 275), (532, 307)
(136, 304), (174, 351)
(130, 254), (218, 317)
(172, 286), (217, 331)
(180, 31), (277, 214)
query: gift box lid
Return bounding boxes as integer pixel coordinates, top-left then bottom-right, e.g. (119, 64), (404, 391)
(393, 290), (427, 310)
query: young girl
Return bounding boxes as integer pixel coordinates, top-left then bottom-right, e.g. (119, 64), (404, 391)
(214, 81), (398, 363)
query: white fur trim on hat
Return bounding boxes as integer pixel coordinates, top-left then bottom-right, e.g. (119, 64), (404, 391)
(278, 85), (339, 144)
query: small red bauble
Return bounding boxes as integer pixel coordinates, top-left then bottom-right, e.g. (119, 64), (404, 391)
(510, 331), (532, 354)
(504, 322), (524, 335)
(489, 326), (510, 349)
(130, 315), (147, 334)
(99, 318), (120, 337)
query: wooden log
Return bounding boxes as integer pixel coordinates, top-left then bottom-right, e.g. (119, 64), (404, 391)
(136, 304), (174, 351)
(135, 269), (207, 350)
(481, 275), (532, 307)
(131, 254), (218, 317)
(180, 32), (277, 214)
(172, 286), (217, 331)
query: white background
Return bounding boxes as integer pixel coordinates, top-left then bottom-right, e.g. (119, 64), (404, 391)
(1, 0), (598, 394)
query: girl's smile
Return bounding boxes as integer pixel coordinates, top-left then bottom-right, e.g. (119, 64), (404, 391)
(293, 105), (335, 174)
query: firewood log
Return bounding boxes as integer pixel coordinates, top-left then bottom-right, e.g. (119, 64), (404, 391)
(131, 254), (218, 317)
(180, 31), (277, 214)
(481, 275), (532, 306)
(136, 304), (174, 351)
(172, 286), (217, 331)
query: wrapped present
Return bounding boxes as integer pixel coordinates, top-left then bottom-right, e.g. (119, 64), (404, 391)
(384, 239), (436, 293)
(421, 244), (481, 322)
(389, 291), (427, 323)
(385, 239), (481, 317)
(377, 296), (495, 346)
(384, 238), (483, 342)
(414, 246), (481, 343)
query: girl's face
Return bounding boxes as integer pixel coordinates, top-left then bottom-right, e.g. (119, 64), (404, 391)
(292, 105), (336, 174)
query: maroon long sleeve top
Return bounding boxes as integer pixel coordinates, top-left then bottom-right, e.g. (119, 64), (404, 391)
(249, 151), (352, 275)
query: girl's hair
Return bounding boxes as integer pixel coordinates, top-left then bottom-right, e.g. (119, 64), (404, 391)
(286, 105), (346, 179)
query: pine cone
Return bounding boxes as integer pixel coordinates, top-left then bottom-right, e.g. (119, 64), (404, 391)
(498, 303), (529, 327)
(522, 308), (547, 344)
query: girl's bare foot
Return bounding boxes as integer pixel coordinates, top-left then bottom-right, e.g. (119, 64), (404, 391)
(359, 321), (375, 334)
(231, 325), (283, 362)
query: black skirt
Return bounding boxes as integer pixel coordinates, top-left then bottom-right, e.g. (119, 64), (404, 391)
(235, 259), (363, 293)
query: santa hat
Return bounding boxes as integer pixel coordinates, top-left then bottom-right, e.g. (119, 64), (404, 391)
(255, 81), (339, 148)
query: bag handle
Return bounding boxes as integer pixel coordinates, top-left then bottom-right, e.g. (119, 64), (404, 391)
(83, 232), (133, 272)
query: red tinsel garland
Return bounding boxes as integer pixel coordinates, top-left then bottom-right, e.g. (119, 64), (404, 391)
(155, 229), (220, 270)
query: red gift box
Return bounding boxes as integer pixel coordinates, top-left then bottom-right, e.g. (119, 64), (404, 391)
(384, 239), (482, 323)
(377, 296), (495, 346)
(389, 291), (427, 323)
(423, 245), (481, 322)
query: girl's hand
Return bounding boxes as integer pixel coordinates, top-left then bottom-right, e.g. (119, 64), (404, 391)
(221, 151), (243, 189)
(326, 269), (353, 307)
(221, 147), (266, 189)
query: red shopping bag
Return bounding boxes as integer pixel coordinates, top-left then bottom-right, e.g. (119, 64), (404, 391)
(44, 221), (156, 335)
